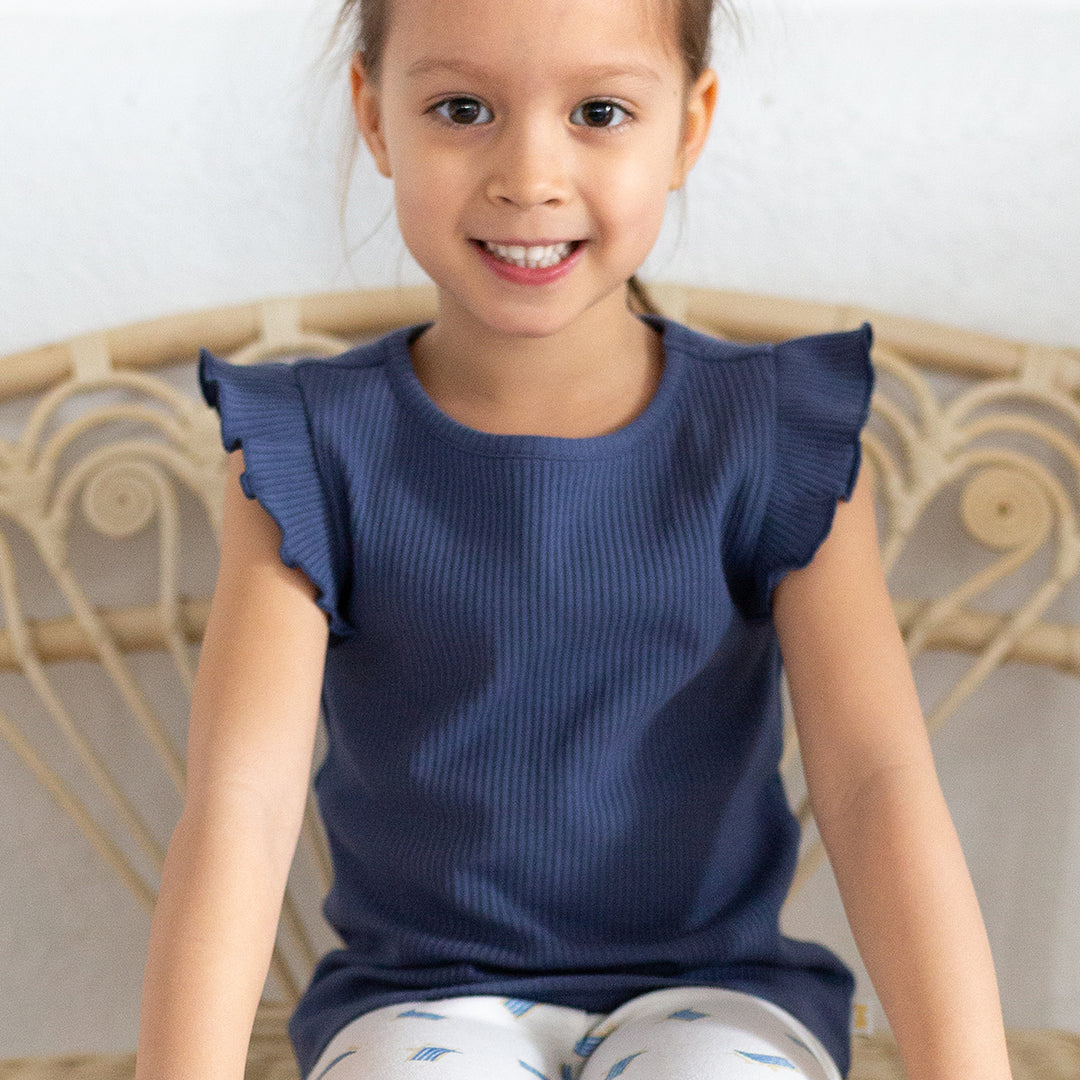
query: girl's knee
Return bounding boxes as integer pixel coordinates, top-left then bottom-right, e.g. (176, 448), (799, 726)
(308, 998), (597, 1080)
(575, 989), (839, 1080)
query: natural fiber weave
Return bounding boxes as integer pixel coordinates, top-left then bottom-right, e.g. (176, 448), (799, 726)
(3, 287), (1079, 1076)
(847, 1027), (1080, 1080)
(3, 1024), (1080, 1080)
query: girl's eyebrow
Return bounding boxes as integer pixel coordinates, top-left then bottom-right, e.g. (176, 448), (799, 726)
(405, 57), (664, 86)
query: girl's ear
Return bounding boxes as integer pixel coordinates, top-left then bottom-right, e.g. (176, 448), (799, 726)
(351, 53), (392, 178)
(670, 67), (718, 191)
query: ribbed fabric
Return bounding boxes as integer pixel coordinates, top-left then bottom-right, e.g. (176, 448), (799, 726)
(199, 353), (352, 639)
(199, 316), (874, 1079)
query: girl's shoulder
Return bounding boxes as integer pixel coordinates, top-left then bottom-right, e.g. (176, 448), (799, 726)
(668, 314), (873, 620)
(196, 327), (427, 643)
(653, 314), (872, 376)
(292, 324), (422, 376)
(198, 324), (424, 439)
(652, 315), (874, 446)
(200, 323), (421, 388)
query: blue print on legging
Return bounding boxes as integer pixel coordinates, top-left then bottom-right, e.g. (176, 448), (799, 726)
(574, 1034), (605, 1058)
(313, 1050), (357, 1080)
(735, 1051), (798, 1070)
(518, 1061), (551, 1080)
(605, 1052), (644, 1078)
(409, 1047), (461, 1062)
(504, 999), (538, 1017)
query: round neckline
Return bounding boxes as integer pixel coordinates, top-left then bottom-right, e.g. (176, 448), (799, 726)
(383, 315), (687, 460)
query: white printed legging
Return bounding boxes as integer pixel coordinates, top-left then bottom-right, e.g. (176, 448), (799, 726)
(307, 986), (843, 1080)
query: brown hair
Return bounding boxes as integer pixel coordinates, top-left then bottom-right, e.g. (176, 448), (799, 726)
(331, 0), (732, 313)
(333, 0), (725, 84)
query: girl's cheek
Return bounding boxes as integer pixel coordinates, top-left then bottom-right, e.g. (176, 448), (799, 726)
(608, 160), (674, 215)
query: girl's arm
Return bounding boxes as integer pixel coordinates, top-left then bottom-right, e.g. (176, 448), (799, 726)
(135, 449), (330, 1080)
(773, 467), (1013, 1080)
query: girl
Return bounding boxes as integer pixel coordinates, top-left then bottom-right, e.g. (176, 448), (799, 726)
(136, 1), (1015, 1078)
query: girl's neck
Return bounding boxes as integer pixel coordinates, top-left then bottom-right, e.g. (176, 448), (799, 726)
(408, 292), (664, 439)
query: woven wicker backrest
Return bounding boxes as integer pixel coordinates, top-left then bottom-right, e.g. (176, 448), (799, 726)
(2, 284), (1078, 1009)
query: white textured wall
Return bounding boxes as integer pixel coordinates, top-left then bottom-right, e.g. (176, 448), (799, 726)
(2, 0), (1079, 357)
(1, 0), (1078, 1059)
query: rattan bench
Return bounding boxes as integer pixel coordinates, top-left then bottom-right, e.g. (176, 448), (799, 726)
(2, 285), (1078, 1079)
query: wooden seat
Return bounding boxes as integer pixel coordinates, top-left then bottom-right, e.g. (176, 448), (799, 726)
(2, 286), (1078, 1079)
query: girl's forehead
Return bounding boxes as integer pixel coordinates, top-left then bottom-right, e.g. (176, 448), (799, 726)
(381, 0), (678, 75)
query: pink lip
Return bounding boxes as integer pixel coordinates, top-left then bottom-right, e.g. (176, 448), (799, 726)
(473, 239), (585, 286)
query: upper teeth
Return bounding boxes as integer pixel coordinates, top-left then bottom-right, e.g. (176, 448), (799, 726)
(484, 242), (574, 268)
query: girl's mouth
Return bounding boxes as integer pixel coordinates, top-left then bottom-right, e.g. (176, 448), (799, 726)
(478, 240), (582, 269)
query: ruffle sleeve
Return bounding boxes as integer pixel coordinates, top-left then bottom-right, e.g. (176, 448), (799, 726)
(199, 350), (352, 639)
(747, 323), (874, 618)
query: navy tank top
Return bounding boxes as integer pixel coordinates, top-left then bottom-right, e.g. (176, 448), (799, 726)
(200, 316), (874, 1077)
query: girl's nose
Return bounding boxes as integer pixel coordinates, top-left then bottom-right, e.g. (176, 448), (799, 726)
(485, 123), (570, 209)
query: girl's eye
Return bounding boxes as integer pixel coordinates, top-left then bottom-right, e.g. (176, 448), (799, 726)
(569, 100), (631, 129)
(432, 97), (493, 125)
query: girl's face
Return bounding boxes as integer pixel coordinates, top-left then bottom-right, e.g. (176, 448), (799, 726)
(352, 0), (716, 345)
